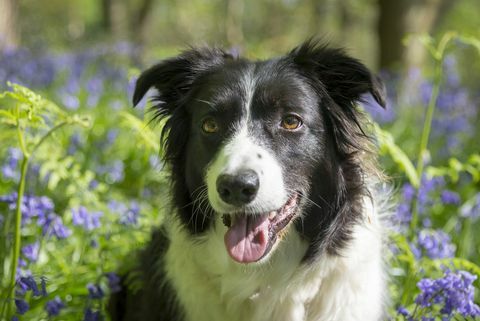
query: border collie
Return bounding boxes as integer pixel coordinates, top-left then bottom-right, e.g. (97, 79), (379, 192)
(109, 40), (388, 321)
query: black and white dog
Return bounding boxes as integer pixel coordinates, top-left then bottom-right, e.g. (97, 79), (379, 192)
(110, 40), (388, 321)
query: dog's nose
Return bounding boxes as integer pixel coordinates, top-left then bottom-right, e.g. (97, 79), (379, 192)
(216, 170), (259, 206)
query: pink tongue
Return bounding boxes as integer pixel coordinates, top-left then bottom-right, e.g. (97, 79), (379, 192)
(224, 214), (270, 263)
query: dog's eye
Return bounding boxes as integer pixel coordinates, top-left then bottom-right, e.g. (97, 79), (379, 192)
(280, 115), (303, 130)
(201, 117), (219, 134)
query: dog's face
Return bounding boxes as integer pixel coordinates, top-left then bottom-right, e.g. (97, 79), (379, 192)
(133, 41), (385, 264)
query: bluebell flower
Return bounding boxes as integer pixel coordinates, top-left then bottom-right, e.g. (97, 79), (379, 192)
(98, 160), (125, 183)
(89, 179), (99, 190)
(106, 160), (124, 183)
(59, 91), (80, 110)
(415, 229), (456, 259)
(45, 296), (65, 317)
(17, 275), (41, 297)
(83, 308), (102, 321)
(68, 132), (84, 155)
(109, 200), (140, 226)
(72, 206), (103, 231)
(105, 272), (121, 293)
(105, 129), (119, 147)
(22, 242), (39, 262)
(120, 202), (140, 226)
(0, 193), (55, 226)
(85, 75), (104, 108)
(15, 299), (29, 315)
(37, 213), (71, 239)
(416, 270), (480, 318)
(440, 190), (460, 205)
(87, 283), (104, 299)
(396, 306), (410, 317)
(1, 147), (22, 181)
(402, 183), (416, 202)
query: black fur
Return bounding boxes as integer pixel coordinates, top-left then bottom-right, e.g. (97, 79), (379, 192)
(110, 40), (385, 320)
(109, 229), (183, 321)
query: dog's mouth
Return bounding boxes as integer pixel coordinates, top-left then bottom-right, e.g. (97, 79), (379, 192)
(221, 193), (300, 264)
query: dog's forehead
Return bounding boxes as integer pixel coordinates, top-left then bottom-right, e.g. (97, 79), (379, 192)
(192, 59), (316, 113)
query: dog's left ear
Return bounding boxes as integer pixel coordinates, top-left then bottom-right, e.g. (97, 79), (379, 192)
(132, 47), (233, 110)
(289, 40), (386, 109)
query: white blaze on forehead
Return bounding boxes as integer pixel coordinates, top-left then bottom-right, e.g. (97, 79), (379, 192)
(206, 127), (287, 214)
(205, 70), (287, 214)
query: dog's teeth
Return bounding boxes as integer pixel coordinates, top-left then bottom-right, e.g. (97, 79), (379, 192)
(269, 211), (277, 220)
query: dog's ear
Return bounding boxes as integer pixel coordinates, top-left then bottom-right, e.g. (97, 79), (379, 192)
(132, 47), (233, 111)
(289, 40), (386, 155)
(289, 40), (386, 110)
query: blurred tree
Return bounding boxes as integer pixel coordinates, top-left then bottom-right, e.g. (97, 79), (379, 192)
(225, 0), (245, 48)
(0, 0), (20, 49)
(378, 0), (454, 69)
(100, 0), (155, 45)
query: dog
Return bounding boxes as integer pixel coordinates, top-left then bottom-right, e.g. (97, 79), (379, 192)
(109, 40), (388, 321)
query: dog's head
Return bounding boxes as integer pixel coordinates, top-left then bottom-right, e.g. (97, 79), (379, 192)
(133, 40), (385, 264)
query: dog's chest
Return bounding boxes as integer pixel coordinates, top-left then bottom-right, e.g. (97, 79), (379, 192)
(165, 221), (316, 321)
(164, 216), (384, 321)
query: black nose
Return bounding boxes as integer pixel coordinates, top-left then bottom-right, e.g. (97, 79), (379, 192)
(216, 170), (259, 206)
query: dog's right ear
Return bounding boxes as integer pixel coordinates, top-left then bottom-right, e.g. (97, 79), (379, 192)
(132, 47), (233, 112)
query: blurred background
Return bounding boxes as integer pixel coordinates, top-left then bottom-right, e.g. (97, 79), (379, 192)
(1, 0), (479, 70)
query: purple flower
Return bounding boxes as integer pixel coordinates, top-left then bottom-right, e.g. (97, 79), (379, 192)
(68, 132), (84, 155)
(1, 147), (22, 180)
(440, 190), (460, 205)
(109, 200), (140, 226)
(83, 308), (102, 321)
(397, 306), (410, 317)
(107, 160), (124, 183)
(15, 298), (29, 315)
(87, 283), (104, 299)
(72, 206), (103, 231)
(0, 193), (55, 226)
(415, 229), (456, 259)
(45, 296), (65, 317)
(17, 275), (41, 297)
(416, 270), (480, 317)
(121, 202), (140, 226)
(22, 242), (40, 262)
(38, 213), (71, 239)
(105, 272), (121, 293)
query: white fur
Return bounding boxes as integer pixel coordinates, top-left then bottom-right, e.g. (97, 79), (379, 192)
(163, 194), (386, 321)
(205, 124), (287, 215)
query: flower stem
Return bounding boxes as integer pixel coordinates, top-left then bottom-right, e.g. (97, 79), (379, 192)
(5, 155), (29, 319)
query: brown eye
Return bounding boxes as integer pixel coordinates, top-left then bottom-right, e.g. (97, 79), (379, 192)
(201, 117), (219, 134)
(280, 115), (303, 130)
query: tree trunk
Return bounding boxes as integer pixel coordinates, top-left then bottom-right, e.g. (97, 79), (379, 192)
(225, 0), (245, 49)
(377, 0), (412, 70)
(130, 0), (155, 44)
(100, 0), (128, 39)
(0, 0), (20, 49)
(377, 0), (453, 70)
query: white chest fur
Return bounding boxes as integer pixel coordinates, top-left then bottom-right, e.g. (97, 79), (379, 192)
(164, 200), (385, 321)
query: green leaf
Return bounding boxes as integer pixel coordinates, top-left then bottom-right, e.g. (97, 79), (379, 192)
(374, 124), (419, 187)
(119, 111), (160, 154)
